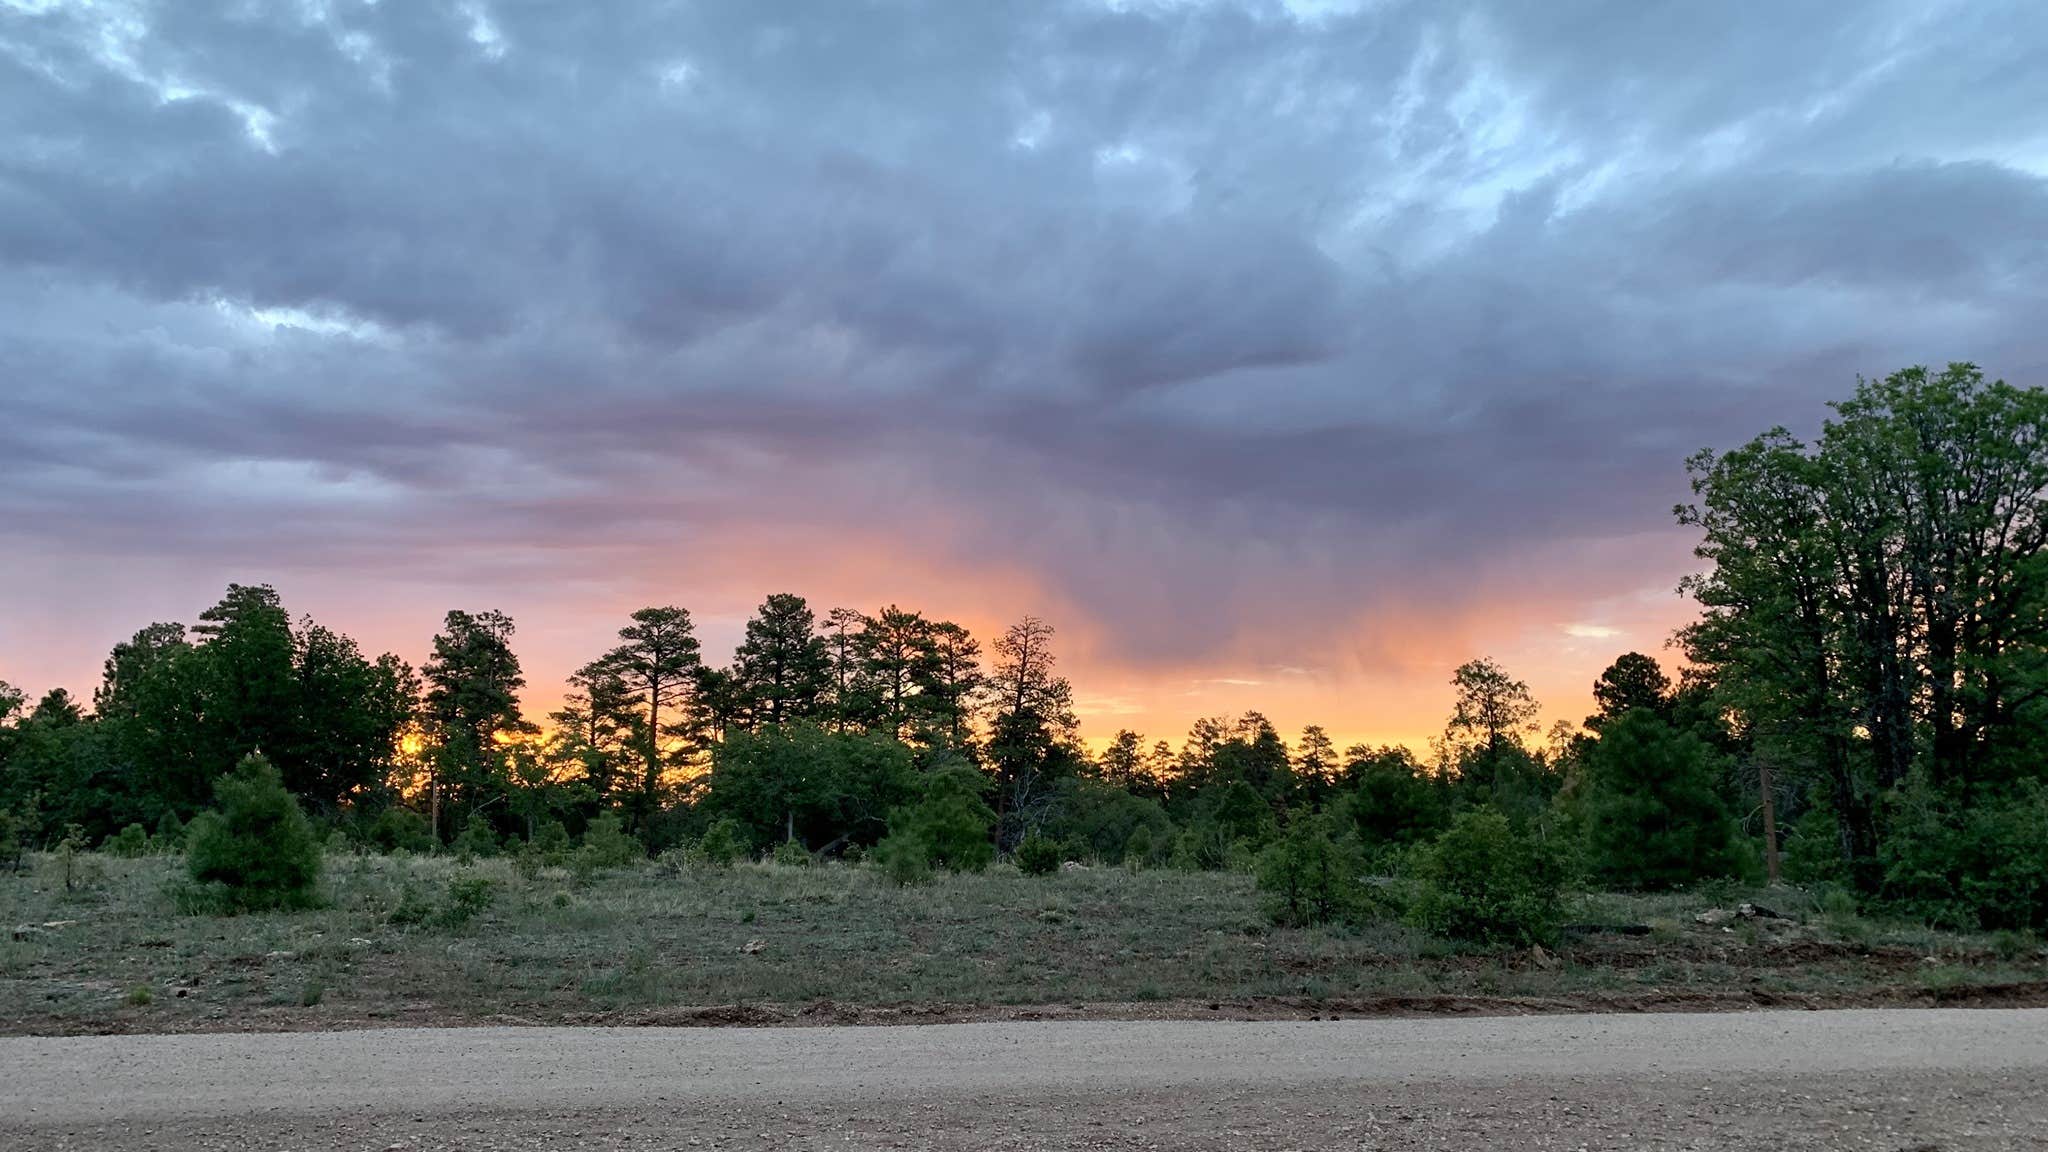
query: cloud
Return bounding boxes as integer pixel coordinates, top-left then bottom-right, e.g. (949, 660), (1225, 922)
(3, 0), (2046, 741)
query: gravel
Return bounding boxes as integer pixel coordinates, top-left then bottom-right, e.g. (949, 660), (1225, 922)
(6, 1008), (2045, 1149)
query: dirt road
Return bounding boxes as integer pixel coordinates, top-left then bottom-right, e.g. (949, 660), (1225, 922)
(6, 1009), (2046, 1149)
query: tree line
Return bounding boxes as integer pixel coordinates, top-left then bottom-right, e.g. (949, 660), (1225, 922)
(3, 363), (2046, 933)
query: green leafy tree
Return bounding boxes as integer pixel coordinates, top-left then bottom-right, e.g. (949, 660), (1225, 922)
(184, 755), (323, 911)
(193, 585), (297, 767)
(1043, 777), (1171, 863)
(284, 623), (417, 815)
(1441, 662), (1554, 822)
(1577, 709), (1743, 889)
(1881, 780), (2048, 932)
(703, 722), (918, 852)
(875, 765), (996, 877)
(1680, 365), (2048, 888)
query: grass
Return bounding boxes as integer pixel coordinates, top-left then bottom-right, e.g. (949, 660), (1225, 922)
(1, 851), (2044, 1034)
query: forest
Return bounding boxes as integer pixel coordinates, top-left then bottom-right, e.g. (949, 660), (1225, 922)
(3, 363), (2047, 943)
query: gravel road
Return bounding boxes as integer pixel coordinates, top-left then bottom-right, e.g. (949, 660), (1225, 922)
(6, 1009), (2045, 1149)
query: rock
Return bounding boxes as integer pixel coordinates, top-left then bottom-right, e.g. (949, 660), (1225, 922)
(1061, 861), (1090, 872)
(1738, 902), (1789, 920)
(1695, 908), (1736, 927)
(741, 938), (766, 954)
(347, 937), (373, 948)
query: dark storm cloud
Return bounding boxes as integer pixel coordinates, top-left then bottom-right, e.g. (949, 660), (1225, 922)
(5, 0), (2048, 668)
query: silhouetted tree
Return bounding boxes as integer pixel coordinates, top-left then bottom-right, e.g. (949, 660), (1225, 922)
(731, 593), (831, 729)
(604, 607), (703, 824)
(1589, 652), (1672, 729)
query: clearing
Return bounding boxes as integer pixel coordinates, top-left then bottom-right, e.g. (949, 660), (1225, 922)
(4, 853), (2045, 1033)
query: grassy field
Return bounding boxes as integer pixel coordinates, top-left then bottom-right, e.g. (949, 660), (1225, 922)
(3, 851), (2045, 1034)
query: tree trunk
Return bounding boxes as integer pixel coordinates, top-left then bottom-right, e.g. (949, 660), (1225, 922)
(1758, 757), (1780, 886)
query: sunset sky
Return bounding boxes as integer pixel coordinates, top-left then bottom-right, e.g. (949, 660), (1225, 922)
(4, 1), (2047, 752)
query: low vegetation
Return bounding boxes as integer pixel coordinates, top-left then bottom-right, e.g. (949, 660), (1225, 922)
(3, 846), (2042, 1035)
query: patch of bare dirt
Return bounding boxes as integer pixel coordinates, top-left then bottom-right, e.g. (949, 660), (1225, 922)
(12, 979), (2048, 1036)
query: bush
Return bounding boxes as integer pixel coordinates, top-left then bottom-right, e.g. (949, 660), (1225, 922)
(54, 823), (93, 891)
(1122, 824), (1158, 870)
(1043, 778), (1171, 864)
(1255, 817), (1368, 928)
(152, 811), (186, 854)
(873, 831), (932, 886)
(771, 838), (811, 867)
(451, 819), (501, 860)
(1576, 710), (1742, 889)
(105, 823), (150, 858)
(698, 817), (748, 866)
(873, 767), (996, 880)
(579, 812), (642, 868)
(1781, 797), (1848, 884)
(388, 882), (435, 926)
(1169, 822), (1244, 872)
(371, 807), (435, 855)
(184, 755), (323, 912)
(1014, 833), (1062, 876)
(440, 872), (497, 927)
(1881, 780), (2048, 932)
(0, 804), (31, 872)
(1406, 808), (1565, 948)
(531, 819), (572, 862)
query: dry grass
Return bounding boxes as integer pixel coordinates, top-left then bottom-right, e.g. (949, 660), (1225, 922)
(2, 851), (2043, 1034)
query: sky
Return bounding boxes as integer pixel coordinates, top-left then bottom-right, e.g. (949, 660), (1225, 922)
(4, 0), (2047, 752)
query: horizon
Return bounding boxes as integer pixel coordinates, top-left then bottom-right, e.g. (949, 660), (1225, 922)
(5, 1), (2045, 750)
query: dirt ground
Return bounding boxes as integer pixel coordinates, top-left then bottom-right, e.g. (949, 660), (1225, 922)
(6, 1009), (2046, 1150)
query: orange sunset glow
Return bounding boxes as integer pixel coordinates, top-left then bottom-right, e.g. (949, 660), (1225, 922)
(0, 0), (2026, 766)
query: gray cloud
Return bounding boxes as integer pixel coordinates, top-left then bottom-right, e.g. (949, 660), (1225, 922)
(4, 0), (2048, 675)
